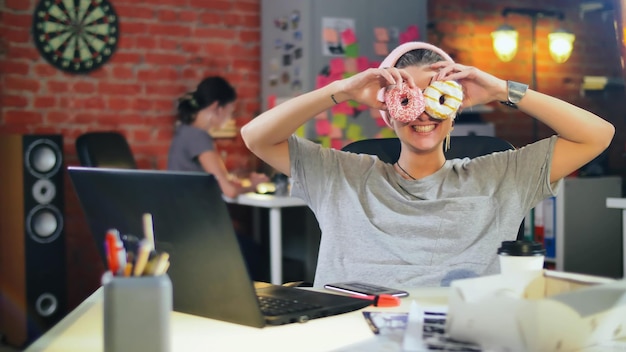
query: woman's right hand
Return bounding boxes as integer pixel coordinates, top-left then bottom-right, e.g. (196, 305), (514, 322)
(334, 67), (416, 110)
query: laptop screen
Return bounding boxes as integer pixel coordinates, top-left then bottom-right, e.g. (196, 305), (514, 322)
(68, 167), (263, 324)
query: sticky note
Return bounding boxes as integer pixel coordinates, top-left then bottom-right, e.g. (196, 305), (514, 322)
(344, 43), (359, 58)
(374, 42), (388, 56)
(331, 139), (344, 150)
(341, 28), (357, 46)
(331, 102), (354, 116)
(374, 27), (389, 42)
(357, 56), (370, 72)
(344, 57), (357, 73)
(346, 124), (363, 140)
(315, 119), (331, 135)
(314, 110), (329, 120)
(323, 27), (339, 43)
(318, 136), (330, 148)
(316, 74), (331, 89)
(329, 126), (343, 139)
(329, 58), (345, 75)
(380, 128), (397, 138)
(267, 94), (276, 109)
(332, 114), (348, 128)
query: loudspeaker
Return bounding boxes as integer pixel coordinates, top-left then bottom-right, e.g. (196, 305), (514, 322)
(0, 134), (67, 348)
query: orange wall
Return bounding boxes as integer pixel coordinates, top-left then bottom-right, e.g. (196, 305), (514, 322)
(1, 0), (624, 309)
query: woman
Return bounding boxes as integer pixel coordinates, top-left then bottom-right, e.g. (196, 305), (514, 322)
(167, 76), (268, 198)
(241, 42), (614, 288)
(168, 76), (269, 280)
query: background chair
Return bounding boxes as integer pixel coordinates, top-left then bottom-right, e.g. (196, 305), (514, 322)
(342, 135), (526, 240)
(75, 131), (137, 169)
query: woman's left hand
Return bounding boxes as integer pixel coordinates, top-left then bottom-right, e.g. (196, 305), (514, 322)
(430, 62), (508, 108)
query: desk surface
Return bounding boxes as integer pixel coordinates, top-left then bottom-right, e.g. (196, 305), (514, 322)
(224, 192), (307, 208)
(26, 287), (449, 352)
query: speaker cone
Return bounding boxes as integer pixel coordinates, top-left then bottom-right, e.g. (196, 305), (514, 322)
(24, 139), (62, 178)
(26, 204), (63, 243)
(32, 179), (56, 204)
(35, 293), (58, 317)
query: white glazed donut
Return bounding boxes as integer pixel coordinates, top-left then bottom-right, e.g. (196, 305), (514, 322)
(423, 80), (463, 120)
(384, 85), (425, 123)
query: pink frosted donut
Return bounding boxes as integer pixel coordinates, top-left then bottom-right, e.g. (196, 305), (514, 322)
(384, 85), (425, 123)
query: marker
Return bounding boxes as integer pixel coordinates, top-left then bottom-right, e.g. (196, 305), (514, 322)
(351, 294), (401, 307)
(105, 229), (123, 274)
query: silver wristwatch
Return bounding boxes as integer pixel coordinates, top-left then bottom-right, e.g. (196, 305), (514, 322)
(500, 80), (529, 109)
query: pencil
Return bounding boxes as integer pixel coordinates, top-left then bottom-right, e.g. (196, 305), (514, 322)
(133, 239), (151, 276)
(142, 213), (155, 251)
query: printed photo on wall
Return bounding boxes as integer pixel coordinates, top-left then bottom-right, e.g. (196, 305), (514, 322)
(321, 17), (356, 56)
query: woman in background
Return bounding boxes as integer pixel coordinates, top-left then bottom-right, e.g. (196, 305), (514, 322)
(168, 76), (269, 280)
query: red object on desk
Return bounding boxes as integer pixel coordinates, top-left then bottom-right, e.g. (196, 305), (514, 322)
(352, 294), (401, 307)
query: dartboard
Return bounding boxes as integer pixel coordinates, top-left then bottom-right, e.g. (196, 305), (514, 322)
(32, 0), (119, 74)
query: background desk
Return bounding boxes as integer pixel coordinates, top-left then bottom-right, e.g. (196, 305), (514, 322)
(225, 193), (309, 284)
(606, 197), (626, 278)
(25, 287), (449, 352)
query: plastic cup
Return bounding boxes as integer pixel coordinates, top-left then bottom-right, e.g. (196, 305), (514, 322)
(497, 241), (545, 274)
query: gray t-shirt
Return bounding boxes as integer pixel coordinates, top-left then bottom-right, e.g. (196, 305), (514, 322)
(288, 135), (559, 288)
(167, 124), (215, 172)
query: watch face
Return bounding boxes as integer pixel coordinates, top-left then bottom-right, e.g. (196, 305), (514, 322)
(32, 0), (120, 74)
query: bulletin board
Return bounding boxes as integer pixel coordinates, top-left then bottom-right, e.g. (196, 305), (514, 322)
(261, 0), (427, 149)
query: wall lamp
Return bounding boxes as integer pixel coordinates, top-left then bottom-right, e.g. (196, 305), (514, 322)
(492, 8), (576, 64)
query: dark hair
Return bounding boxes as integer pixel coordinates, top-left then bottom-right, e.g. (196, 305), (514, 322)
(395, 49), (445, 69)
(177, 76), (237, 124)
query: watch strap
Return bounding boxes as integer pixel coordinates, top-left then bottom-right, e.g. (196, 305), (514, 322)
(500, 81), (529, 108)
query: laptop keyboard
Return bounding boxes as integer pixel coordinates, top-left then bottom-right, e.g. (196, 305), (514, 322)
(257, 296), (323, 316)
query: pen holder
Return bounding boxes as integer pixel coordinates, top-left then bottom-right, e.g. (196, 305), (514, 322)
(102, 272), (172, 352)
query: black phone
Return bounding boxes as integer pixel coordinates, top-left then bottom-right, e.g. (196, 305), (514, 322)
(323, 281), (409, 297)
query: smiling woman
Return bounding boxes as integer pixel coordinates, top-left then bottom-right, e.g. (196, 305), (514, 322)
(240, 41), (614, 290)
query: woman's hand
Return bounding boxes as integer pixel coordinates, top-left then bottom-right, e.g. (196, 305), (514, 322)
(430, 62), (508, 108)
(334, 67), (417, 110)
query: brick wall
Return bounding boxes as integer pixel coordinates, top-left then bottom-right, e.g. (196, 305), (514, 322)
(1, 0), (624, 310)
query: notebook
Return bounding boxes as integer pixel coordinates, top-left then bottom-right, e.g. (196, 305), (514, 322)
(67, 166), (370, 327)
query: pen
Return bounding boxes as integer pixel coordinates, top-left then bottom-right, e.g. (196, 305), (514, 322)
(351, 294), (401, 307)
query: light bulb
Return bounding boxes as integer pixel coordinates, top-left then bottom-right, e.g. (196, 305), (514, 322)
(548, 29), (575, 63)
(491, 24), (518, 62)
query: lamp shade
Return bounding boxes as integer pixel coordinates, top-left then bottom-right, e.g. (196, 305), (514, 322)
(491, 24), (518, 62)
(548, 29), (575, 63)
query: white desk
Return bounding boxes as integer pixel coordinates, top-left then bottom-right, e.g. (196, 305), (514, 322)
(606, 197), (626, 277)
(224, 193), (308, 284)
(25, 287), (449, 352)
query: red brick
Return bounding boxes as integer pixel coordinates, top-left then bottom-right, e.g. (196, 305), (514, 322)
(34, 64), (59, 77)
(115, 5), (155, 19)
(2, 13), (32, 28)
(0, 27), (30, 43)
(2, 94), (29, 108)
(147, 24), (192, 37)
(159, 38), (178, 51)
(4, 110), (43, 124)
(47, 111), (73, 124)
(108, 97), (132, 110)
(135, 36), (158, 50)
(110, 52), (143, 65)
(9, 46), (40, 60)
(189, 0), (233, 11)
(145, 84), (186, 96)
(194, 28), (236, 40)
(112, 66), (135, 80)
(179, 11), (199, 22)
(47, 81), (70, 93)
(119, 22), (148, 35)
(34, 96), (56, 109)
(73, 82), (96, 94)
(158, 9), (178, 22)
(137, 67), (179, 81)
(132, 98), (152, 111)
(144, 53), (188, 66)
(0, 60), (30, 74)
(98, 82), (142, 96)
(5, 0), (31, 10)
(4, 76), (40, 92)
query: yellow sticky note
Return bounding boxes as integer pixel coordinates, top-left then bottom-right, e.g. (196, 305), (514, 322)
(332, 114), (347, 128)
(346, 124), (362, 140)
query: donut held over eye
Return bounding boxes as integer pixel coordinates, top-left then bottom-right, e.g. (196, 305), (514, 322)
(384, 85), (425, 123)
(423, 81), (463, 120)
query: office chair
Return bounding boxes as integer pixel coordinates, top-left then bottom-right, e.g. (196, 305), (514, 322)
(75, 131), (137, 169)
(342, 135), (526, 240)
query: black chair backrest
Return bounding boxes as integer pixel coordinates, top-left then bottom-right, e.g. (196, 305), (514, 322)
(341, 135), (515, 164)
(75, 131), (137, 169)
(341, 135), (526, 240)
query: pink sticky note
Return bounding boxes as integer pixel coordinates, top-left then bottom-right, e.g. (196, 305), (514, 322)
(374, 42), (388, 56)
(331, 139), (344, 150)
(375, 117), (388, 127)
(323, 28), (339, 43)
(357, 56), (370, 72)
(344, 58), (357, 73)
(329, 58), (345, 75)
(331, 102), (354, 116)
(405, 25), (420, 41)
(374, 27), (389, 42)
(267, 94), (276, 109)
(341, 28), (357, 45)
(316, 74), (331, 89)
(315, 119), (331, 135)
(329, 125), (343, 139)
(314, 110), (328, 120)
(370, 108), (382, 119)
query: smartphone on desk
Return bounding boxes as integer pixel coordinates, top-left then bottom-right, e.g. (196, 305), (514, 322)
(324, 281), (409, 297)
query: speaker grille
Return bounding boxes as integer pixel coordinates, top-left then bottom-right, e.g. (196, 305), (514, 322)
(24, 138), (62, 178)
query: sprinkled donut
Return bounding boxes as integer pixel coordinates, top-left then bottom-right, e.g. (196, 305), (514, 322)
(423, 80), (463, 120)
(384, 85), (425, 123)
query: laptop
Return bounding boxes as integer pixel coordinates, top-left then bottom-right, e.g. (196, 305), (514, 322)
(67, 166), (370, 327)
